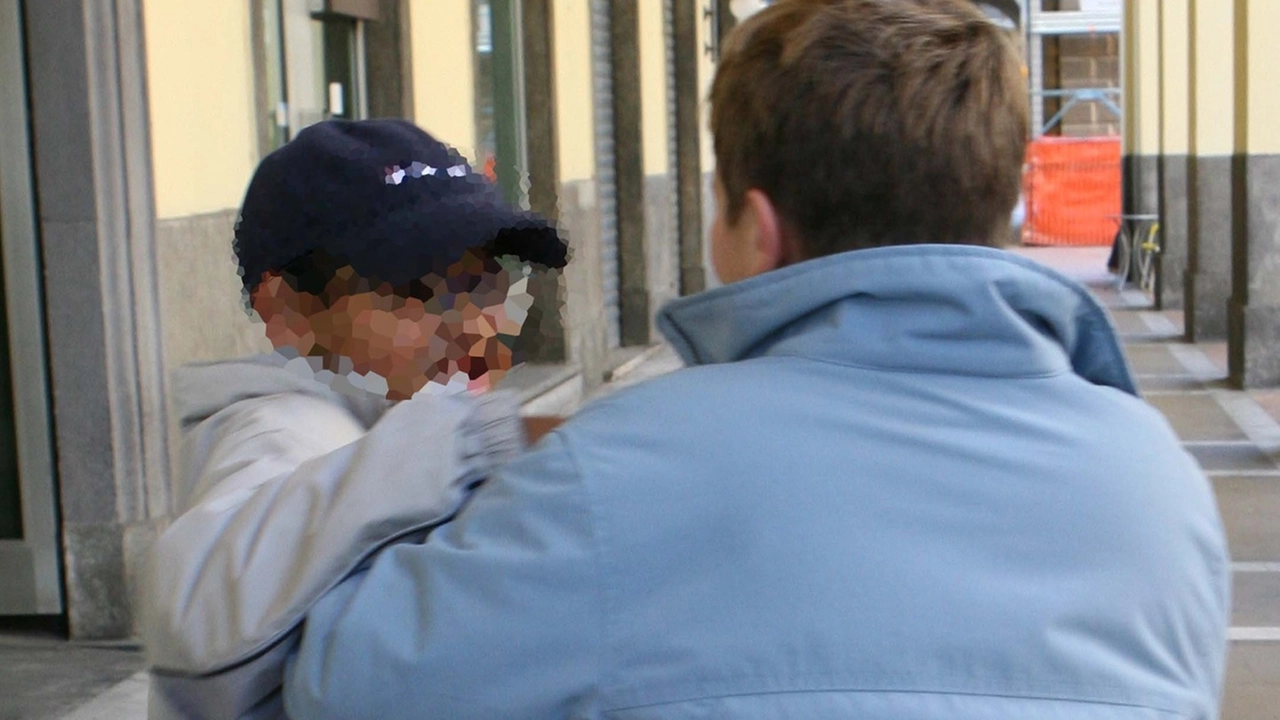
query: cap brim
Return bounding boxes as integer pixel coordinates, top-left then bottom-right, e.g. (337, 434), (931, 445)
(333, 193), (569, 288)
(481, 211), (570, 270)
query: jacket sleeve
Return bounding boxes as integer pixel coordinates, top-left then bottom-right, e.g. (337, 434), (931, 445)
(140, 390), (524, 691)
(282, 431), (604, 720)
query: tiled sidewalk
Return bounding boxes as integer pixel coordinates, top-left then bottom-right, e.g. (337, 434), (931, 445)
(1023, 246), (1280, 719)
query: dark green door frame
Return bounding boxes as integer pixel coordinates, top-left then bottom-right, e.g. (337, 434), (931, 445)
(489, 0), (529, 208)
(0, 0), (64, 616)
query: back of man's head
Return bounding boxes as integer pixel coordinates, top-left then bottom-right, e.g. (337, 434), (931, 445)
(711, 0), (1029, 259)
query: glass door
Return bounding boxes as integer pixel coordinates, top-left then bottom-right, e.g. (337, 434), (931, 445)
(0, 0), (63, 616)
(275, 0), (369, 139)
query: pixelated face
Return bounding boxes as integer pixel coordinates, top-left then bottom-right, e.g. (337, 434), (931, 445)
(310, 249), (536, 400)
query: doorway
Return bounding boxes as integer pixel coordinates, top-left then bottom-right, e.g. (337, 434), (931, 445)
(0, 0), (63, 617)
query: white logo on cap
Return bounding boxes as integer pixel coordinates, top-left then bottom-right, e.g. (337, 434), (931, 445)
(384, 162), (468, 185)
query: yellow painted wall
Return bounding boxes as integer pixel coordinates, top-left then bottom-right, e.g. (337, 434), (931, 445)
(639, 2), (669, 176)
(1161, 0), (1190, 155)
(143, 1), (258, 219)
(409, 0), (476, 158)
(1246, 0), (1280, 154)
(1135, 0), (1162, 155)
(1190, 0), (1235, 156)
(554, 0), (596, 182)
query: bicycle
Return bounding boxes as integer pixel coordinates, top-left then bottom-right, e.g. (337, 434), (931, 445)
(1133, 220), (1161, 293)
(1108, 214), (1160, 293)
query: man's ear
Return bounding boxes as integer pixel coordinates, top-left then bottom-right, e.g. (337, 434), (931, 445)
(742, 189), (797, 275)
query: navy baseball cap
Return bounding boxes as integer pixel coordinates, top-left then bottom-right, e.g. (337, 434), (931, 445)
(233, 119), (568, 292)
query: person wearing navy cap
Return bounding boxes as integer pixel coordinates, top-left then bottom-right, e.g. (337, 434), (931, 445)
(235, 117), (568, 399)
(139, 119), (570, 718)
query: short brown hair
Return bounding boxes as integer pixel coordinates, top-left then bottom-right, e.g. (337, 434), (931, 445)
(710, 0), (1028, 257)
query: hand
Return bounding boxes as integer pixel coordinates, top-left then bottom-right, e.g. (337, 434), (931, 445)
(521, 416), (564, 445)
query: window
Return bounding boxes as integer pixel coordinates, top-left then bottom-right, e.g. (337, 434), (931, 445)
(252, 0), (370, 155)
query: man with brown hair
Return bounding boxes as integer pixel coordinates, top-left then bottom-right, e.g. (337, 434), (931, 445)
(209, 2), (1229, 717)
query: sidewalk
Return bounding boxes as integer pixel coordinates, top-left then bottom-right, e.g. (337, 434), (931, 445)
(0, 629), (145, 720)
(1018, 245), (1280, 719)
(5, 247), (1279, 719)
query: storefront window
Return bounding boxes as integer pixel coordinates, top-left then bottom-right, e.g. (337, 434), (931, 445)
(473, 0), (498, 182)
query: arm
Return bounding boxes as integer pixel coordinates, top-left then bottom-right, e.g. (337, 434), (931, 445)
(283, 431), (603, 720)
(141, 391), (524, 709)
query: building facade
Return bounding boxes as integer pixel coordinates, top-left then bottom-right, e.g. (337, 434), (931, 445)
(0, 0), (728, 639)
(9, 0), (1272, 645)
(1119, 0), (1280, 388)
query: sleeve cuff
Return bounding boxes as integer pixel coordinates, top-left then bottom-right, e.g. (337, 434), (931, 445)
(463, 390), (527, 471)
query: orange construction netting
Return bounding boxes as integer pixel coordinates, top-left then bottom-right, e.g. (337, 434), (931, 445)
(1021, 136), (1121, 247)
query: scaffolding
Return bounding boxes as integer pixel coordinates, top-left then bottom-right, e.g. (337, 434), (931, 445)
(1023, 1), (1123, 137)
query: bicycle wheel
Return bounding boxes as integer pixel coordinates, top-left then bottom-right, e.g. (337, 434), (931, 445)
(1111, 225), (1132, 290)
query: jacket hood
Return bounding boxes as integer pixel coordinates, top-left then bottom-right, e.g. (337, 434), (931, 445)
(657, 245), (1137, 396)
(172, 354), (393, 430)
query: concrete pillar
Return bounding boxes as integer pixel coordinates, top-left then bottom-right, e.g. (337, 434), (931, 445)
(1156, 0), (1191, 311)
(364, 0), (415, 121)
(673, 0), (705, 296)
(1122, 0), (1161, 218)
(610, 0), (650, 347)
(1184, 0), (1238, 341)
(1227, 0), (1280, 387)
(519, 0), (569, 363)
(23, 0), (170, 639)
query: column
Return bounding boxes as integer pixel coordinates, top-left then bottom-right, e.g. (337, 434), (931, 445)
(1121, 0), (1161, 218)
(1183, 0), (1237, 341)
(672, 0), (705, 296)
(1157, 0), (1191, 310)
(24, 0), (169, 638)
(1227, 0), (1280, 387)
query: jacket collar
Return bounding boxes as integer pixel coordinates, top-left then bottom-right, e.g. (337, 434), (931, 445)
(656, 245), (1137, 395)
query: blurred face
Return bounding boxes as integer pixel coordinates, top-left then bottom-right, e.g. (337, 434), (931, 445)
(257, 249), (535, 400)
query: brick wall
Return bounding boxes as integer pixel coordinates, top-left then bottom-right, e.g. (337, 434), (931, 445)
(1040, 0), (1122, 137)
(1056, 34), (1121, 137)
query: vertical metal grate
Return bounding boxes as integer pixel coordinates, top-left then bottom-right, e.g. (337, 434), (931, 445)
(591, 0), (622, 348)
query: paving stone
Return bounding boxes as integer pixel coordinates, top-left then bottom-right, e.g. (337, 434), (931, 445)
(1190, 444), (1280, 473)
(1108, 309), (1151, 336)
(1137, 375), (1214, 393)
(0, 631), (144, 720)
(1147, 394), (1250, 442)
(1125, 343), (1192, 376)
(1233, 573), (1280, 628)
(1223, 643), (1280, 720)
(1213, 476), (1280, 561)
(1251, 390), (1280, 428)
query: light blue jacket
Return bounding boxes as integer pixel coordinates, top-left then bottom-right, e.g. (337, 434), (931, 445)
(284, 245), (1230, 719)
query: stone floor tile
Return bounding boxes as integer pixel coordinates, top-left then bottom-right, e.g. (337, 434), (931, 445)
(1223, 643), (1280, 720)
(1147, 394), (1249, 442)
(0, 631), (144, 720)
(1214, 476), (1280, 561)
(1191, 444), (1280, 473)
(1233, 572), (1280, 627)
(1125, 344), (1193, 376)
(1250, 390), (1280, 428)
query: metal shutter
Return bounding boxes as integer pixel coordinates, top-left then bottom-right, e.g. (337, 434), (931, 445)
(590, 0), (621, 349)
(663, 0), (681, 298)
